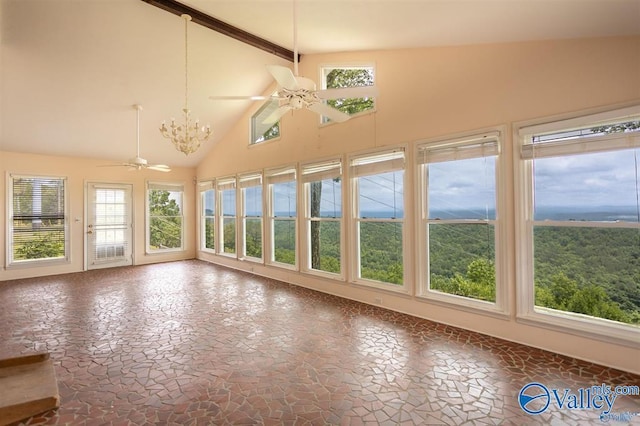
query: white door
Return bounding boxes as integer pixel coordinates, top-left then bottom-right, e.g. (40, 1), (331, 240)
(86, 183), (133, 269)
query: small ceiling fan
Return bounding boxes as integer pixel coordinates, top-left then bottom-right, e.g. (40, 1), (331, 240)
(101, 104), (171, 172)
(210, 0), (378, 125)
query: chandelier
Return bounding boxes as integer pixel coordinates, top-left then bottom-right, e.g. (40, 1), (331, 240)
(160, 14), (212, 155)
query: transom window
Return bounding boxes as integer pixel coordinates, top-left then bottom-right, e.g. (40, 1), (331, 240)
(251, 97), (280, 145)
(321, 65), (375, 123)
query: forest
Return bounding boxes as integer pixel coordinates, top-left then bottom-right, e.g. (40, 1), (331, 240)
(260, 219), (639, 326)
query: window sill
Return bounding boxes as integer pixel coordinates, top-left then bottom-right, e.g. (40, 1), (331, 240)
(6, 257), (70, 269)
(319, 108), (376, 128)
(517, 309), (640, 349)
(416, 291), (509, 320)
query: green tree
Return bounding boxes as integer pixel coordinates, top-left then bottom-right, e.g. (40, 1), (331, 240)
(325, 68), (375, 116)
(149, 190), (182, 249)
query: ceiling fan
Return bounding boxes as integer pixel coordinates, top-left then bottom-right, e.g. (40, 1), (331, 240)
(210, 0), (378, 125)
(101, 105), (171, 172)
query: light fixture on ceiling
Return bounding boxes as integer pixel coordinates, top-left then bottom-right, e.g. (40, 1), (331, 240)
(160, 14), (212, 155)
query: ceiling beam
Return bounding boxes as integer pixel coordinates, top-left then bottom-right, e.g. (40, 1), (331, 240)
(140, 0), (298, 63)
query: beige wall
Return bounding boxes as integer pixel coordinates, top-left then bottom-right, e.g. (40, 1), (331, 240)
(0, 151), (197, 280)
(197, 36), (640, 374)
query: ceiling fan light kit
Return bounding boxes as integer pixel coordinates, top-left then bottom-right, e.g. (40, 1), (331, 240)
(209, 0), (378, 127)
(160, 14), (212, 156)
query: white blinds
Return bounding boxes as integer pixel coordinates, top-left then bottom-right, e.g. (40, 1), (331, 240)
(266, 166), (296, 184)
(239, 173), (262, 188)
(148, 182), (184, 192)
(418, 132), (500, 164)
(198, 180), (214, 191)
(521, 130), (640, 159)
(350, 149), (404, 178)
(216, 178), (236, 191)
(301, 159), (342, 183)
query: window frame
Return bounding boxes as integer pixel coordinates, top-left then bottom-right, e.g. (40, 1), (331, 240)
(320, 63), (376, 125)
(217, 176), (238, 257)
(198, 180), (216, 254)
(514, 104), (640, 345)
(146, 181), (185, 254)
(6, 173), (70, 268)
(348, 147), (408, 292)
(265, 165), (298, 270)
(301, 158), (345, 280)
(250, 94), (281, 145)
(239, 172), (264, 262)
(415, 129), (509, 316)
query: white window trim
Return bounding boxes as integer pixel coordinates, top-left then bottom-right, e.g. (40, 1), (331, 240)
(319, 63), (377, 126)
(514, 104), (640, 347)
(198, 180), (215, 254)
(217, 176), (238, 258)
(348, 147), (409, 293)
(6, 173), (70, 268)
(146, 181), (185, 254)
(239, 172), (264, 263)
(300, 157), (345, 280)
(414, 128), (509, 317)
(249, 92), (281, 146)
(265, 165), (298, 270)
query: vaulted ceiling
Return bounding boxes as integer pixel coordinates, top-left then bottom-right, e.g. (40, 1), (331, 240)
(1, 0), (639, 168)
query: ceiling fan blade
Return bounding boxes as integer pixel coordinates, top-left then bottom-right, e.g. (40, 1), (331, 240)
(209, 95), (270, 101)
(266, 65), (299, 90)
(316, 85), (380, 100)
(307, 103), (351, 123)
(148, 164), (172, 172)
(262, 105), (291, 125)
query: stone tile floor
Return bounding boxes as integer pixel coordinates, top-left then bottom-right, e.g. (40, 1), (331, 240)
(1, 260), (638, 425)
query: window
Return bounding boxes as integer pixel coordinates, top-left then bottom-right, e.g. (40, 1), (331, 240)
(251, 98), (280, 144)
(147, 182), (184, 252)
(418, 132), (503, 308)
(350, 149), (405, 288)
(266, 166), (297, 267)
(199, 181), (215, 252)
(302, 159), (343, 277)
(321, 65), (375, 123)
(240, 173), (263, 260)
(517, 105), (640, 340)
(218, 177), (237, 256)
(8, 175), (68, 266)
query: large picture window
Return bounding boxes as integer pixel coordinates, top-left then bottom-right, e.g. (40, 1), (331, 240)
(418, 132), (501, 307)
(147, 182), (184, 252)
(350, 149), (405, 288)
(240, 173), (263, 261)
(199, 181), (215, 252)
(8, 175), (68, 265)
(517, 105), (640, 340)
(218, 177), (237, 256)
(302, 159), (343, 277)
(266, 166), (297, 267)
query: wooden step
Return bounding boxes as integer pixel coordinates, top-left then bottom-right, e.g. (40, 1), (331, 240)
(0, 353), (59, 426)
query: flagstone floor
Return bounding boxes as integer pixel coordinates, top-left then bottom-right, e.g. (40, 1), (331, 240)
(1, 260), (638, 425)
